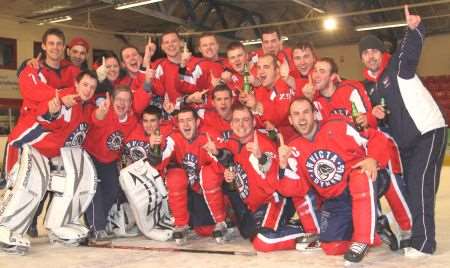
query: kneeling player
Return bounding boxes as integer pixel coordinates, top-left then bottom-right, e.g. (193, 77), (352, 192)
(278, 98), (390, 264)
(203, 104), (306, 252)
(157, 108), (229, 244)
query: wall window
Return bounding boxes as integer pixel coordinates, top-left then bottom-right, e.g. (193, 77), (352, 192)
(0, 37), (17, 70)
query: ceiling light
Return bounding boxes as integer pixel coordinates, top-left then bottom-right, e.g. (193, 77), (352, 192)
(43, 15), (72, 23)
(355, 21), (407, 32)
(241, 36), (289, 46)
(115, 0), (163, 10)
(323, 17), (337, 31)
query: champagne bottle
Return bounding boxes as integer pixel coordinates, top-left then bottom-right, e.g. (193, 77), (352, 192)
(351, 102), (363, 132)
(242, 63), (252, 93)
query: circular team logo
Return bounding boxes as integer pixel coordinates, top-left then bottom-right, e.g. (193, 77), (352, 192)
(65, 122), (88, 147)
(125, 140), (149, 162)
(107, 131), (124, 151)
(183, 153), (199, 186)
(306, 150), (345, 188)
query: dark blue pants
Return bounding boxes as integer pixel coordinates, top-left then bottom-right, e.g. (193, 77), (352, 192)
(401, 127), (448, 253)
(85, 157), (120, 232)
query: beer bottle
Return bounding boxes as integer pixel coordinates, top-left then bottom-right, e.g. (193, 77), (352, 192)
(151, 129), (161, 156)
(351, 102), (363, 132)
(379, 97), (390, 127)
(242, 64), (252, 93)
(225, 166), (237, 192)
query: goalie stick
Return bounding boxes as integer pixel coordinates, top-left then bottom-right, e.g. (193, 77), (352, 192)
(85, 242), (257, 256)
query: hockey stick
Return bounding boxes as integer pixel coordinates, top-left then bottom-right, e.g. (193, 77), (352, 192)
(86, 243), (257, 256)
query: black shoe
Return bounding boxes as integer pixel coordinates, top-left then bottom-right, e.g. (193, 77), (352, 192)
(376, 215), (399, 251)
(344, 242), (369, 263)
(0, 177), (6, 190)
(27, 224), (38, 238)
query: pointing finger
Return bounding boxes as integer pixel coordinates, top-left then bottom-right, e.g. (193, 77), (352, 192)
(278, 133), (285, 146)
(102, 56), (106, 66)
(404, 4), (410, 19)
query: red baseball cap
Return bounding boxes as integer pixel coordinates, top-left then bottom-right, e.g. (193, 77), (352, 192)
(68, 37), (90, 51)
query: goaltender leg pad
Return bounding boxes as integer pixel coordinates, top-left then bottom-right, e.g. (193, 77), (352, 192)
(44, 147), (97, 245)
(119, 159), (173, 241)
(0, 145), (50, 252)
(0, 145), (49, 234)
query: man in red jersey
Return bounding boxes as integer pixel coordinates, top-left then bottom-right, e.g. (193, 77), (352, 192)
(278, 98), (391, 263)
(157, 107), (229, 245)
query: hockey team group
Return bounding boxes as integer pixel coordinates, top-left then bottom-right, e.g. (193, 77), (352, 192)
(0, 6), (447, 265)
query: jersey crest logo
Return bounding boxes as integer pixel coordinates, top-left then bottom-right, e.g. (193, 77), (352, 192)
(182, 153), (199, 186)
(125, 140), (149, 162)
(64, 122), (88, 147)
(106, 131), (123, 151)
(306, 150), (345, 188)
(233, 164), (249, 200)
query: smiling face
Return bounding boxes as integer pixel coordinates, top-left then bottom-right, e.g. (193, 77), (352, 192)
(227, 47), (247, 73)
(75, 74), (97, 101)
(199, 35), (219, 60)
(288, 99), (316, 137)
(42, 34), (65, 62)
(261, 32), (282, 55)
(212, 89), (233, 120)
(312, 61), (333, 92)
(105, 56), (120, 81)
(161, 32), (182, 58)
(121, 47), (142, 75)
(257, 55), (279, 88)
(230, 108), (254, 142)
(142, 113), (160, 136)
(177, 110), (199, 140)
(293, 47), (315, 76)
(67, 45), (87, 67)
(361, 48), (383, 73)
(112, 90), (132, 119)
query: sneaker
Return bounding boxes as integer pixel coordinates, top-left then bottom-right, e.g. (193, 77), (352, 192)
(212, 221), (231, 244)
(404, 247), (432, 258)
(173, 225), (189, 246)
(26, 224), (38, 238)
(88, 230), (112, 246)
(344, 242), (369, 263)
(376, 215), (399, 251)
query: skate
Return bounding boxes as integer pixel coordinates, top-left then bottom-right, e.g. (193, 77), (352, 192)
(212, 221), (232, 244)
(88, 230), (112, 246)
(26, 223), (38, 238)
(376, 215), (399, 251)
(295, 233), (320, 251)
(0, 227), (30, 255)
(343, 242), (369, 264)
(173, 226), (189, 246)
(399, 229), (412, 249)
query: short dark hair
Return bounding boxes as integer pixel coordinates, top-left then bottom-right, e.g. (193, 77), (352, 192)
(119, 46), (140, 62)
(231, 103), (254, 120)
(260, 28), (281, 40)
(293, 41), (316, 56)
(199, 33), (217, 41)
(317, 57), (338, 74)
(176, 107), (198, 120)
(226, 41), (246, 53)
(289, 97), (315, 114)
(142, 105), (162, 120)
(42, 28), (65, 44)
(161, 31), (181, 43)
(212, 84), (233, 99)
(76, 70), (98, 83)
